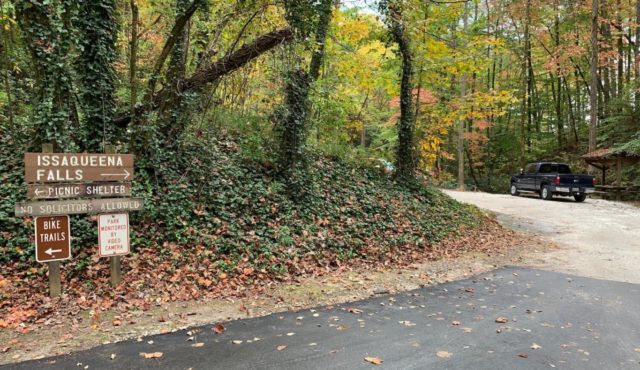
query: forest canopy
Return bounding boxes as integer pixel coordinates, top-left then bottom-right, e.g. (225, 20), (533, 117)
(1, 0), (639, 190)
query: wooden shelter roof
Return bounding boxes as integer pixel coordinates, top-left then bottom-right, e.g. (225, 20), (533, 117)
(582, 148), (640, 167)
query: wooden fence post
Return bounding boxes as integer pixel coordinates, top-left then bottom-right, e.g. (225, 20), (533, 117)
(104, 144), (122, 287)
(42, 143), (62, 298)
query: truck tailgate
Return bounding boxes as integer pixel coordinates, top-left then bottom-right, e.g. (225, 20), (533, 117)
(559, 175), (593, 186)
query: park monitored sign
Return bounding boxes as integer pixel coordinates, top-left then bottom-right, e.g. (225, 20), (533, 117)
(27, 182), (132, 199)
(34, 215), (71, 263)
(25, 153), (134, 183)
(98, 213), (130, 257)
(15, 198), (144, 217)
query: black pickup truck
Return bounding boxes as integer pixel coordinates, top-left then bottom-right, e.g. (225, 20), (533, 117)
(510, 162), (595, 202)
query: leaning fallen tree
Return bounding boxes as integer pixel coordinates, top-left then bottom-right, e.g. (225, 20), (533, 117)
(114, 28), (293, 128)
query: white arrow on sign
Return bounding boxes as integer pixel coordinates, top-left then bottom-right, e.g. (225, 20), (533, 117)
(45, 248), (62, 256)
(100, 169), (130, 180)
(35, 188), (46, 196)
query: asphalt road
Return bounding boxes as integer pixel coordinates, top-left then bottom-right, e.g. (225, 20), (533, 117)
(4, 267), (639, 370)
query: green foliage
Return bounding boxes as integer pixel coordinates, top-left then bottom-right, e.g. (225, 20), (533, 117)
(614, 137), (640, 156)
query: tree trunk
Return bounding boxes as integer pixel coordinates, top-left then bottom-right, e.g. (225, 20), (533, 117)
(554, 0), (563, 149)
(308, 0), (333, 82)
(590, 0), (599, 172)
(524, 0), (533, 150)
(15, 1), (77, 150)
(389, 6), (416, 181)
(129, 0), (139, 124)
(158, 0), (193, 140)
(563, 77), (579, 148)
(635, 0), (640, 106)
(277, 0), (333, 180)
(457, 2), (468, 189)
(616, 0), (623, 98)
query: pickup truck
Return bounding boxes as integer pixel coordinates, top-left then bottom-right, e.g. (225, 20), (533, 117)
(510, 161), (595, 202)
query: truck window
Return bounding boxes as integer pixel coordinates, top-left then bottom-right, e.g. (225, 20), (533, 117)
(558, 164), (571, 174)
(525, 163), (537, 173)
(538, 163), (553, 173)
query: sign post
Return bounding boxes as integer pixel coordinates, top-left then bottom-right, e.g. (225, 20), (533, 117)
(42, 144), (62, 297)
(104, 145), (122, 287)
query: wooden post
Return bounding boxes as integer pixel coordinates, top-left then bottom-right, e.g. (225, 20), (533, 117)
(616, 157), (622, 201)
(42, 143), (62, 298)
(104, 144), (122, 287)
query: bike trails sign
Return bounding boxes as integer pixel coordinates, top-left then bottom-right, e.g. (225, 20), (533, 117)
(34, 215), (71, 263)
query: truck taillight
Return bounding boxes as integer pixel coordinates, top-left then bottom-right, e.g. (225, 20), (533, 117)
(554, 176), (560, 185)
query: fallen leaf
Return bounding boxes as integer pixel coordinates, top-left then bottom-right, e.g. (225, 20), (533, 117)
(112, 320), (122, 327)
(531, 343), (542, 350)
(635, 348), (640, 353)
(0, 320), (8, 329)
(11, 354), (20, 360)
(277, 345), (287, 351)
(364, 357), (383, 364)
(191, 343), (204, 348)
(0, 347), (10, 353)
(348, 308), (363, 314)
(451, 320), (461, 326)
(139, 352), (163, 359)
(436, 351), (451, 358)
(518, 353), (528, 358)
(495, 317), (508, 323)
(232, 340), (243, 344)
(286, 332), (295, 336)
(110, 354), (116, 360)
(465, 288), (474, 293)
(213, 323), (225, 334)
(336, 325), (350, 331)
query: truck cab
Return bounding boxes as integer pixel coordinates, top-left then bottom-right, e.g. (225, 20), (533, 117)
(510, 162), (595, 202)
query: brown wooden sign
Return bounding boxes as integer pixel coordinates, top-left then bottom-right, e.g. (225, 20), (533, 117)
(35, 215), (71, 263)
(27, 183), (132, 199)
(25, 153), (134, 183)
(15, 198), (144, 217)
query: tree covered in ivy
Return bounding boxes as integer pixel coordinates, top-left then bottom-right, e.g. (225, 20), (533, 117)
(381, 0), (416, 182)
(14, 0), (79, 150)
(75, 0), (118, 151)
(277, 0), (333, 192)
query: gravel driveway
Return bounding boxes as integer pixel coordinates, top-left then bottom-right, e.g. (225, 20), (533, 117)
(444, 190), (640, 283)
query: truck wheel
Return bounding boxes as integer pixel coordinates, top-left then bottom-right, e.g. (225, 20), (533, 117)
(574, 194), (587, 202)
(510, 184), (519, 196)
(540, 185), (553, 200)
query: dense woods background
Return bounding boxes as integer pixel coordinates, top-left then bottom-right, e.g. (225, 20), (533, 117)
(1, 0), (640, 265)
(2, 0), (639, 191)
